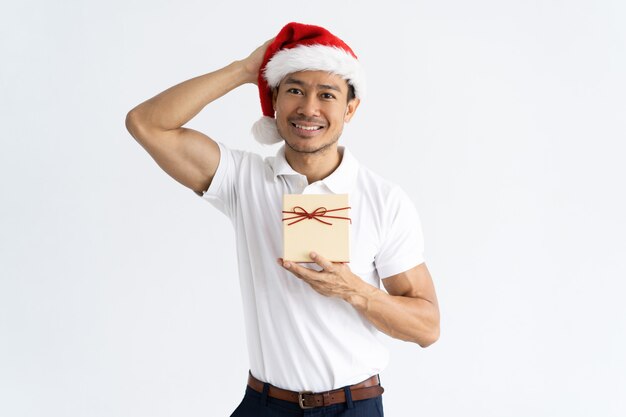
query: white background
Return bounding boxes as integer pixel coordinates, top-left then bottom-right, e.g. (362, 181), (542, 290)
(1, 1), (625, 416)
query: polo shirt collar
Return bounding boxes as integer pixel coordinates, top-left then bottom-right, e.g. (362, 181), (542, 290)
(271, 144), (299, 177)
(270, 144), (359, 194)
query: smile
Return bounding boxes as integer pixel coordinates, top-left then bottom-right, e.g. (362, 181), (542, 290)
(292, 123), (323, 131)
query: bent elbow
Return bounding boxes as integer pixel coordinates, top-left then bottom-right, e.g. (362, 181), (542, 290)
(125, 109), (157, 146)
(125, 109), (143, 138)
(416, 326), (440, 348)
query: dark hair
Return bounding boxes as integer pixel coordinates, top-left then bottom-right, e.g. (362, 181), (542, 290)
(347, 83), (356, 102)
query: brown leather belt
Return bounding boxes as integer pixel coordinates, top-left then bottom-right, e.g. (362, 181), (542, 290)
(247, 372), (384, 409)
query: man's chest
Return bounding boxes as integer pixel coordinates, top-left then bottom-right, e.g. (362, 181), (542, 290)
(236, 178), (384, 281)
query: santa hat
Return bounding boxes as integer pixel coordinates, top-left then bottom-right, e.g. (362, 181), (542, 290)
(252, 22), (366, 144)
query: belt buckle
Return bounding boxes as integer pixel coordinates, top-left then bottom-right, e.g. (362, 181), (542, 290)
(298, 391), (314, 409)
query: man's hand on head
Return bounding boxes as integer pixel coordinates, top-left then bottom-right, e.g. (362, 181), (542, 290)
(277, 252), (377, 301)
(240, 37), (275, 85)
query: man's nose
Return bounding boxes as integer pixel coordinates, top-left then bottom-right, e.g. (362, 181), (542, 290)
(297, 95), (320, 117)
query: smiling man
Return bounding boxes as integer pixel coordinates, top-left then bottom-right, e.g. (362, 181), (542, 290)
(269, 70), (360, 184)
(274, 72), (358, 153)
(125, 22), (439, 417)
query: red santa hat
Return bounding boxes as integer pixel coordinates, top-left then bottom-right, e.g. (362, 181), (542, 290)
(252, 22), (366, 144)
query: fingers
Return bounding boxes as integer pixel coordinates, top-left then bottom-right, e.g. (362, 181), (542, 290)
(243, 37), (276, 85)
(277, 253), (336, 274)
(309, 252), (335, 272)
(277, 258), (308, 280)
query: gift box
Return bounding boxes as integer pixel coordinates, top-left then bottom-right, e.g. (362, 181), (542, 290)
(282, 194), (351, 262)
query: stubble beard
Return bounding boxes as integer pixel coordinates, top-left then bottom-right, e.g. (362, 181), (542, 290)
(278, 124), (343, 156)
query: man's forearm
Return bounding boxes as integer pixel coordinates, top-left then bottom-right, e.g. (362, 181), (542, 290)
(278, 254), (440, 347)
(128, 60), (252, 131)
(345, 282), (440, 347)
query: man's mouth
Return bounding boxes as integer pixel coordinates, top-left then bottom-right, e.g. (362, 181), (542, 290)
(291, 122), (324, 131)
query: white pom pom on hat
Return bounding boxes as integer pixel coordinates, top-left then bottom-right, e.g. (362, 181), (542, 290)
(251, 116), (283, 145)
(252, 22), (366, 145)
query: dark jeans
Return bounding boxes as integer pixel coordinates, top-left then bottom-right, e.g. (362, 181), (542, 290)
(230, 385), (385, 416)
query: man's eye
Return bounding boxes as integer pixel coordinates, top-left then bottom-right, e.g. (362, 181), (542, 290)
(321, 93), (336, 99)
(287, 88), (303, 95)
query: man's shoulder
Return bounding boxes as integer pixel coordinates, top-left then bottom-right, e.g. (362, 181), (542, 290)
(216, 142), (272, 170)
(355, 162), (403, 197)
(353, 161), (418, 217)
(213, 142), (285, 193)
(216, 141), (260, 159)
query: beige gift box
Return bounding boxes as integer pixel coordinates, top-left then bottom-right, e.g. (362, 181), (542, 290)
(282, 194), (351, 262)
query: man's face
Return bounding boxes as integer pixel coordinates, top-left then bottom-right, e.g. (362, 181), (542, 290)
(272, 70), (360, 155)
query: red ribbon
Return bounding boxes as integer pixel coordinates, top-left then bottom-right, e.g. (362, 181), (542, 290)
(282, 206), (352, 226)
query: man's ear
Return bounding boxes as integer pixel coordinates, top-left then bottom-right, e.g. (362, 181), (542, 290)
(344, 98), (361, 123)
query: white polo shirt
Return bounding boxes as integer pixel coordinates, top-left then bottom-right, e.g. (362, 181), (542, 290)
(199, 142), (425, 392)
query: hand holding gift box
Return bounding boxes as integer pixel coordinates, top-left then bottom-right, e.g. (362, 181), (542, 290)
(282, 194), (351, 262)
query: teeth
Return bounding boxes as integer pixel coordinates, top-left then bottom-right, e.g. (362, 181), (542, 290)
(294, 124), (321, 131)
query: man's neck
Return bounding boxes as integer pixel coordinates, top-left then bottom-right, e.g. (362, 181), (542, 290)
(284, 143), (343, 184)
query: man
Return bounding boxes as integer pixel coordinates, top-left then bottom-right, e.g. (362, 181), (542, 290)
(125, 22), (439, 416)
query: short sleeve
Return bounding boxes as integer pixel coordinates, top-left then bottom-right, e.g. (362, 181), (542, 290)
(197, 141), (245, 220)
(374, 187), (425, 279)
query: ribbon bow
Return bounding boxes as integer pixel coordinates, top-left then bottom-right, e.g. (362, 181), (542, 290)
(282, 206), (352, 226)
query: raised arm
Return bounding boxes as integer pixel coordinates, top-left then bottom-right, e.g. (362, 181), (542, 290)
(125, 38), (273, 196)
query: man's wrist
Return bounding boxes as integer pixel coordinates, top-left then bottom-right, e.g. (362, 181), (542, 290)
(344, 279), (381, 311)
(230, 58), (258, 85)
(223, 60), (248, 85)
